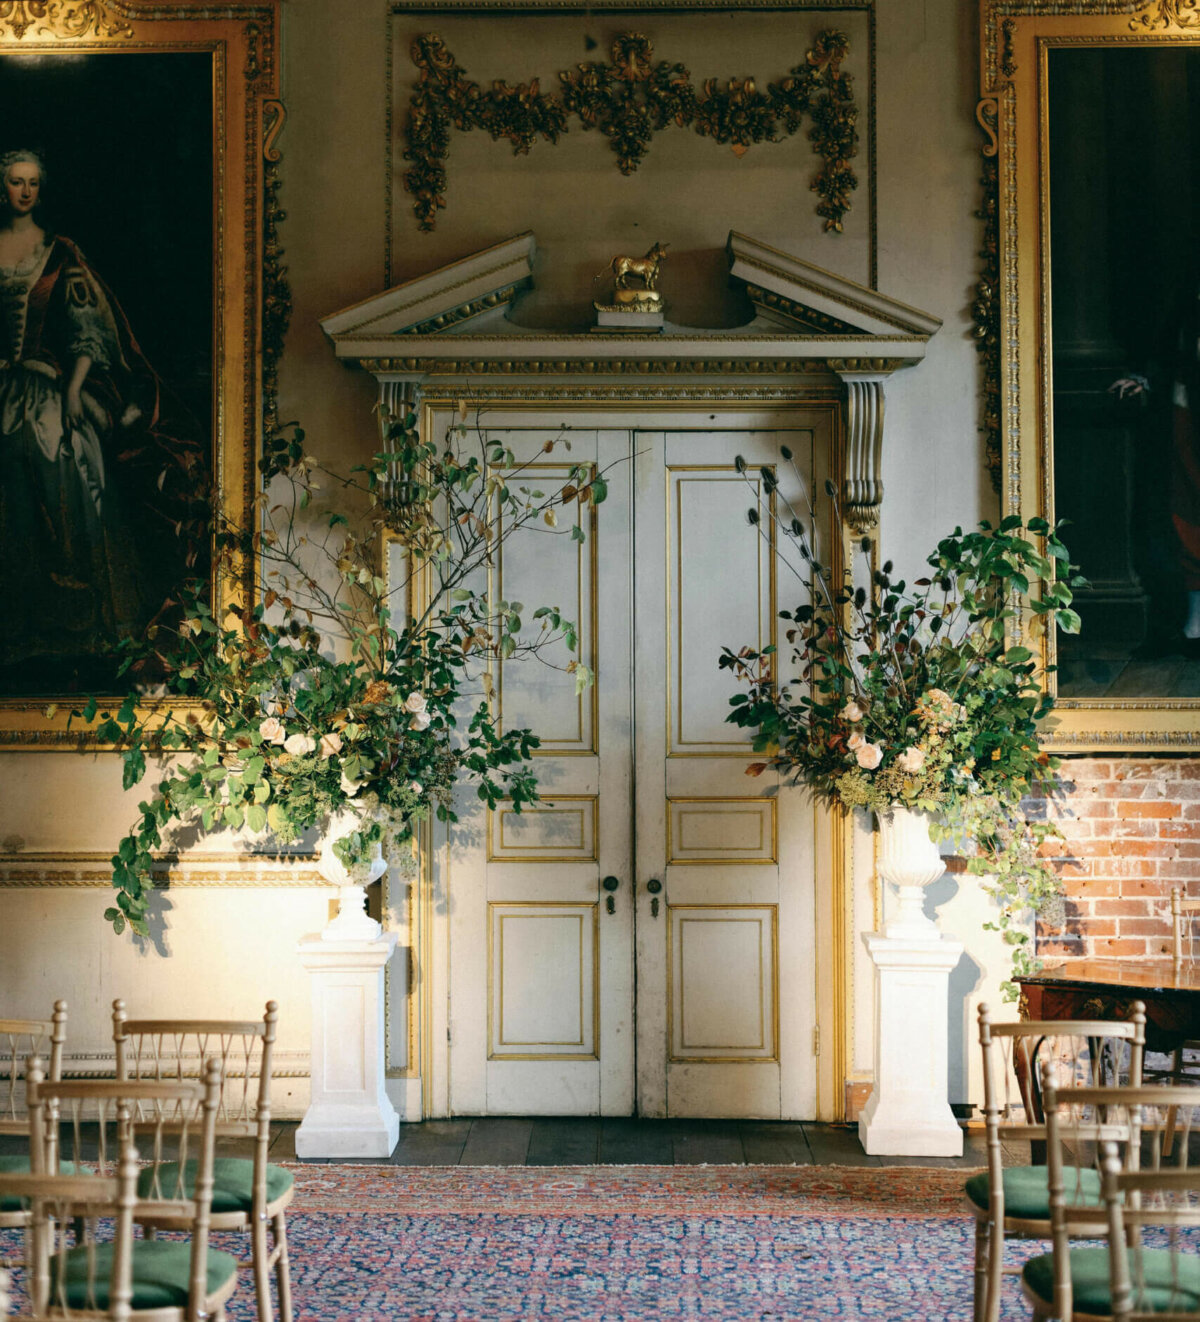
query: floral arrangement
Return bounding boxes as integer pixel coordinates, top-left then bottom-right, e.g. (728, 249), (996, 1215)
(719, 447), (1083, 991)
(71, 408), (613, 936)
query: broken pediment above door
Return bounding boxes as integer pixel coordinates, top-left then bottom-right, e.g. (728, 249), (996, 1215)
(320, 231), (942, 532)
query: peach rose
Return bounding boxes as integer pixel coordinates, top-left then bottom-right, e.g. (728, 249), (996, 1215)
(843, 700), (864, 723)
(897, 746), (927, 773)
(847, 731), (866, 751)
(318, 731), (343, 759)
(259, 717), (287, 746)
(855, 742), (884, 770)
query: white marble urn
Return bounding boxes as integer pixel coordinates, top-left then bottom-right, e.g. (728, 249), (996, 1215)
(876, 805), (947, 940)
(317, 809), (388, 942)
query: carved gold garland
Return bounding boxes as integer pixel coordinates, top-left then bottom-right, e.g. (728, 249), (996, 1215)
(260, 98), (293, 469)
(402, 29), (858, 233)
(973, 105), (1001, 493)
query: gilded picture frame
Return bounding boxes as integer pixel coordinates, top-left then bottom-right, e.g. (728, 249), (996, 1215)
(981, 0), (1200, 750)
(0, 0), (281, 748)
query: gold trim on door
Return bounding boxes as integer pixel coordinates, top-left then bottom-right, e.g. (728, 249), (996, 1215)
(666, 796), (778, 865)
(487, 901), (601, 1061)
(487, 796), (599, 863)
(666, 903), (780, 1063)
(665, 465), (777, 759)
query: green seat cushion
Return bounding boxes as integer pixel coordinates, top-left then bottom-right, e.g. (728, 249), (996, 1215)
(1023, 1247), (1200, 1315)
(136, 1157), (293, 1214)
(0, 1154), (90, 1213)
(60, 1239), (238, 1311)
(965, 1164), (1103, 1220)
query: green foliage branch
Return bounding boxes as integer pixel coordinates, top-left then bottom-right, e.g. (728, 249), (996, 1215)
(719, 447), (1085, 996)
(72, 408), (615, 937)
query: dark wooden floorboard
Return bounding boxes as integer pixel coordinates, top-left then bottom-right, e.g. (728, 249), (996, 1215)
(801, 1123), (883, 1166)
(12, 1118), (981, 1168)
(597, 1118), (675, 1165)
(458, 1117), (534, 1166)
(669, 1120), (747, 1165)
(738, 1121), (814, 1165)
(526, 1118), (600, 1166)
(390, 1118), (472, 1167)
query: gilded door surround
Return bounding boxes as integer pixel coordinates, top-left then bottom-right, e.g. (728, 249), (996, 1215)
(978, 0), (1200, 749)
(322, 238), (940, 1120)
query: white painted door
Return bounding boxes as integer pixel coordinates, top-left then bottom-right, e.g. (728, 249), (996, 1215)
(633, 429), (828, 1120)
(441, 413), (829, 1118)
(444, 426), (635, 1116)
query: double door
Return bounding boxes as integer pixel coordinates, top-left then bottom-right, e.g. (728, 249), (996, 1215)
(437, 410), (834, 1118)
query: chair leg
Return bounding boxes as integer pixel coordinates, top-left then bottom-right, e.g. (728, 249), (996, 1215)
(251, 1214), (273, 1322)
(273, 1212), (293, 1322)
(984, 1220), (1004, 1322)
(973, 1218), (989, 1322)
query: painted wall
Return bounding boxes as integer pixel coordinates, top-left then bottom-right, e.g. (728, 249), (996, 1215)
(0, 0), (1006, 1117)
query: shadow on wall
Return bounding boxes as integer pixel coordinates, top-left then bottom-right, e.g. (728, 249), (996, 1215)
(925, 870), (983, 1108)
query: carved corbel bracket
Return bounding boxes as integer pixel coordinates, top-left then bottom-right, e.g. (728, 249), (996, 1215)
(378, 376), (424, 436)
(376, 376), (427, 543)
(831, 365), (890, 534)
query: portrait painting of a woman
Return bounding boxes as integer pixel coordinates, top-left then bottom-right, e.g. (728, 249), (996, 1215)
(0, 51), (214, 700)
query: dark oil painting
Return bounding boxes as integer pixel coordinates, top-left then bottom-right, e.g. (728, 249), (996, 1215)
(0, 51), (213, 699)
(1049, 45), (1200, 699)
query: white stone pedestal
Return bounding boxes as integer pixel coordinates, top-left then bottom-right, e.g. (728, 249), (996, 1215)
(858, 929), (965, 1156)
(296, 931), (400, 1159)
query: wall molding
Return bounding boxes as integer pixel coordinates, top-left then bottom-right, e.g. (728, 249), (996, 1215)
(0, 852), (323, 888)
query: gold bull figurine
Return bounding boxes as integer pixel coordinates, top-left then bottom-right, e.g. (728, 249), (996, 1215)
(605, 241), (669, 292)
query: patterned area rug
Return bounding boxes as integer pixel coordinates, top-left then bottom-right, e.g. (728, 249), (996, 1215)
(5, 1162), (1043, 1321)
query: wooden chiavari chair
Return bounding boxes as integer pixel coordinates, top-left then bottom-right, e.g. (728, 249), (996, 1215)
(0, 1058), (240, 1321)
(0, 1004), (67, 1243)
(1022, 1082), (1200, 1319)
(967, 1001), (1145, 1322)
(112, 1001), (292, 1322)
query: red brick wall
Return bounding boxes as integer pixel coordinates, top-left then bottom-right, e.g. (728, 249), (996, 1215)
(1037, 758), (1200, 962)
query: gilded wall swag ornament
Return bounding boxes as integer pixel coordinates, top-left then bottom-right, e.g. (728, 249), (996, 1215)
(402, 30), (858, 233)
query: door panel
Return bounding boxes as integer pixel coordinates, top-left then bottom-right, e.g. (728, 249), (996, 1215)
(634, 428), (830, 1119)
(447, 426), (634, 1116)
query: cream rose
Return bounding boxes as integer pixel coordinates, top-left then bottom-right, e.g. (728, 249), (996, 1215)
(259, 716), (287, 746)
(404, 692), (428, 715)
(409, 780), (423, 796)
(847, 730), (866, 751)
(284, 732), (316, 756)
(339, 769), (363, 798)
(409, 709), (432, 732)
(897, 746), (927, 773)
(843, 700), (864, 723)
(318, 731), (343, 759)
(855, 742), (884, 770)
